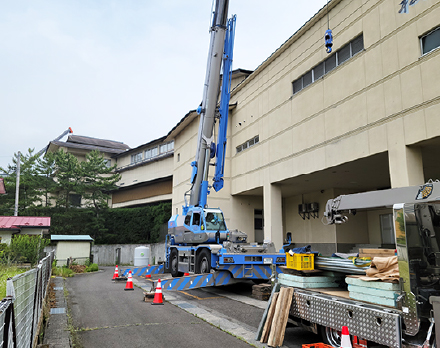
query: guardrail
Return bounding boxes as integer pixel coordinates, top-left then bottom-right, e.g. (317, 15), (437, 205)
(1, 251), (54, 348)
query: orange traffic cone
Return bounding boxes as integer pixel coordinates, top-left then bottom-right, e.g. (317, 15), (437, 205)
(124, 271), (134, 291)
(112, 265), (119, 280)
(340, 326), (352, 348)
(151, 279), (164, 305)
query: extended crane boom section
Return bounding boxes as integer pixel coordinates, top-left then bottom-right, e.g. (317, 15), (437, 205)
(324, 181), (440, 224)
(166, 1), (285, 282)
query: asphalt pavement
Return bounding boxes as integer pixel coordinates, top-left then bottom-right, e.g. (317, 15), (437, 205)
(63, 266), (320, 348)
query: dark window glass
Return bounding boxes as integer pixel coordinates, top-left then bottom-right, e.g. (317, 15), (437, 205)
(338, 44), (351, 64)
(254, 135), (259, 144)
(351, 34), (364, 55)
(303, 70), (313, 88)
(422, 27), (440, 54)
(192, 213), (200, 226)
(292, 78), (302, 94)
(325, 54), (336, 73)
(314, 62), (324, 80)
(69, 194), (81, 207)
(184, 214), (191, 225)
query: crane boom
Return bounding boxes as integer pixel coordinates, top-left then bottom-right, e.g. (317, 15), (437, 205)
(189, 0), (230, 208)
(35, 127), (73, 157)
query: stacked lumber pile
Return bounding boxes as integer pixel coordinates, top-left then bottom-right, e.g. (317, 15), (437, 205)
(358, 248), (395, 258)
(252, 283), (272, 301)
(278, 273), (343, 288)
(346, 277), (400, 307)
(260, 287), (294, 347)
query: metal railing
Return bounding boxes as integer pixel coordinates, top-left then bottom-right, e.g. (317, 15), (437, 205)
(1, 251), (54, 348)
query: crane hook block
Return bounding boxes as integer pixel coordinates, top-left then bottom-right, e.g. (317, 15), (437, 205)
(325, 29), (333, 54)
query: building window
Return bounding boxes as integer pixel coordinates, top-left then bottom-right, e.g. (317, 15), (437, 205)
(104, 159), (111, 168)
(421, 26), (440, 55)
(236, 135), (259, 154)
(145, 149), (152, 160)
(177, 153), (180, 162)
(292, 34), (364, 95)
(69, 194), (82, 207)
(160, 144), (167, 154)
(167, 141), (174, 151)
(130, 152), (142, 164)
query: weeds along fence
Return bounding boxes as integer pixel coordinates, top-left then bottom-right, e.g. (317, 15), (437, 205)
(1, 251), (55, 348)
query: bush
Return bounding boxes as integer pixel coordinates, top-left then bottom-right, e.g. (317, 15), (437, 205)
(52, 266), (74, 278)
(85, 263), (98, 272)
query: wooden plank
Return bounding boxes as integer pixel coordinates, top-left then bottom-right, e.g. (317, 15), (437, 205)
(276, 287), (294, 347)
(260, 292), (279, 343)
(256, 282), (280, 341)
(345, 276), (400, 290)
(267, 288), (287, 346)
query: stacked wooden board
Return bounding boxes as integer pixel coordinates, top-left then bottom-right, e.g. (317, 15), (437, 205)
(346, 276), (400, 307)
(252, 283), (272, 301)
(358, 248), (395, 258)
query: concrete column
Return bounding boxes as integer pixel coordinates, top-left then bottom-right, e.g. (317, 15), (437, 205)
(263, 182), (283, 249)
(387, 120), (424, 188)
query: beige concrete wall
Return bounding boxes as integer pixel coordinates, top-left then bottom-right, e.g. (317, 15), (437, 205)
(117, 157), (173, 188)
(230, 0), (440, 196)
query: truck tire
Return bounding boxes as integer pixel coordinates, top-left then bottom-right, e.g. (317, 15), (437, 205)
(196, 249), (211, 274)
(170, 249), (183, 277)
(319, 325), (342, 348)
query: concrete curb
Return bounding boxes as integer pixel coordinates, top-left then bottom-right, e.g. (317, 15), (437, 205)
(42, 277), (71, 348)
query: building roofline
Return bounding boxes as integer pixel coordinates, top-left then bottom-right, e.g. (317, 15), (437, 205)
(232, 0), (341, 94)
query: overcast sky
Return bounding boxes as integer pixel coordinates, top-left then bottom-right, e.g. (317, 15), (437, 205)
(0, 0), (329, 169)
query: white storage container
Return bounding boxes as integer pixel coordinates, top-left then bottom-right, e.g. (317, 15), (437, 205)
(134, 246), (150, 267)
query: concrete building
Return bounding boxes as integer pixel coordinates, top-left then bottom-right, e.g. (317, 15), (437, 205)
(167, 0), (440, 255)
(112, 136), (174, 208)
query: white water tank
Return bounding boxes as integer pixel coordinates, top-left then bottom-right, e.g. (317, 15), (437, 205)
(134, 246), (150, 267)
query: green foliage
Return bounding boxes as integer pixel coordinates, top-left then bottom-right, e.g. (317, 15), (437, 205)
(85, 263), (99, 272)
(52, 266), (74, 278)
(5, 235), (50, 266)
(0, 149), (41, 214)
(79, 150), (121, 211)
(0, 266), (27, 298)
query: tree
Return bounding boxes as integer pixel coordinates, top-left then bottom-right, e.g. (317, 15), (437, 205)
(79, 150), (121, 211)
(35, 152), (57, 207)
(0, 149), (41, 214)
(53, 150), (82, 210)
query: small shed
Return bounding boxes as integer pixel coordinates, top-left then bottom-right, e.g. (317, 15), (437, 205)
(51, 235), (94, 266)
(0, 216), (51, 244)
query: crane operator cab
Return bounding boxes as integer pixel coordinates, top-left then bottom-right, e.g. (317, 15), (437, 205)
(168, 207), (247, 245)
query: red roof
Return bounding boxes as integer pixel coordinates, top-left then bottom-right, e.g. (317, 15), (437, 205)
(0, 216), (51, 229)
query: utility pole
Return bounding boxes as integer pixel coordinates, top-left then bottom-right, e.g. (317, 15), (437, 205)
(14, 151), (20, 216)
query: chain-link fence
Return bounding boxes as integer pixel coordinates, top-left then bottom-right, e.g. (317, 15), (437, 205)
(0, 251), (54, 348)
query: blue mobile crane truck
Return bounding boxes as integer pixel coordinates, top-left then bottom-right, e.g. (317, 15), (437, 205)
(165, 0), (285, 287)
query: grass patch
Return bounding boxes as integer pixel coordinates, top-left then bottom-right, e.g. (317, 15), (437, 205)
(0, 266), (27, 298)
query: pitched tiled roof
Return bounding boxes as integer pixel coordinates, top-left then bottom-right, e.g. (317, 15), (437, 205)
(0, 216), (51, 229)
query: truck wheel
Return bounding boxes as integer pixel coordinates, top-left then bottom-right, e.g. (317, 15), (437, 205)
(170, 249), (183, 277)
(319, 325), (342, 348)
(196, 249), (211, 274)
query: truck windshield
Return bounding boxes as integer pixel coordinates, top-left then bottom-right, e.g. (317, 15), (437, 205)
(204, 211), (226, 231)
